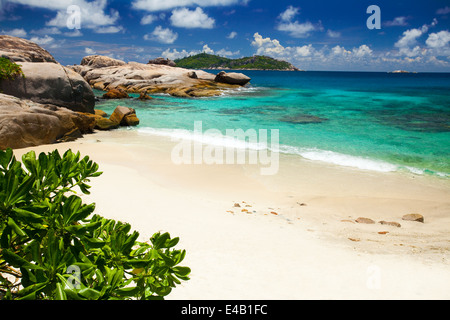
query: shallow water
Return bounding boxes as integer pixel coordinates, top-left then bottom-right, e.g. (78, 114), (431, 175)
(95, 71), (450, 178)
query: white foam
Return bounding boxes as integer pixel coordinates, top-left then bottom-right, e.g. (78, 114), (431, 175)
(277, 145), (398, 172)
(137, 126), (448, 177)
(137, 127), (268, 151)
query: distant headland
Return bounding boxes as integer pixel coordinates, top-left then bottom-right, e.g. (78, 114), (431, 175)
(174, 53), (303, 71)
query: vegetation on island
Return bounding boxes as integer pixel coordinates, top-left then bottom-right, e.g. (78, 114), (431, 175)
(0, 57), (25, 81)
(174, 53), (301, 71)
(0, 148), (190, 300)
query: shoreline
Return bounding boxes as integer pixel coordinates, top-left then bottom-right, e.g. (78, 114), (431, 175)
(13, 129), (450, 299)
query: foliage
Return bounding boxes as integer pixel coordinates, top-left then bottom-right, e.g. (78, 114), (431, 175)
(0, 57), (25, 81)
(175, 53), (298, 70)
(0, 148), (190, 300)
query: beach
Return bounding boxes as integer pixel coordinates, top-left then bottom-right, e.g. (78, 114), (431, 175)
(13, 129), (450, 300)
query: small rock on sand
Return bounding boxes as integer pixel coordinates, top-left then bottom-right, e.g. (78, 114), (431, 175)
(379, 221), (401, 228)
(402, 213), (424, 223)
(355, 217), (375, 224)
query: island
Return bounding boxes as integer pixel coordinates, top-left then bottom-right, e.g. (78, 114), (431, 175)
(174, 53), (303, 71)
(388, 70), (418, 74)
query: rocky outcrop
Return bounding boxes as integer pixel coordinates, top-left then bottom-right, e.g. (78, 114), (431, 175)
(0, 35), (57, 63)
(214, 71), (251, 86)
(148, 57), (176, 67)
(109, 106), (139, 126)
(0, 93), (95, 149)
(102, 88), (130, 99)
(0, 37), (141, 150)
(80, 55), (126, 68)
(0, 62), (95, 113)
(68, 55), (248, 98)
(79, 106), (140, 131)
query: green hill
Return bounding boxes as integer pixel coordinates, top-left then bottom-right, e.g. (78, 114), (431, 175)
(174, 53), (301, 71)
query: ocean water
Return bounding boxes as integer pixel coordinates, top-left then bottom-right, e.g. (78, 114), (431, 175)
(95, 71), (450, 178)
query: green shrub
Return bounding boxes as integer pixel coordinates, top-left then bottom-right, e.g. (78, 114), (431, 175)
(0, 57), (25, 81)
(0, 148), (190, 300)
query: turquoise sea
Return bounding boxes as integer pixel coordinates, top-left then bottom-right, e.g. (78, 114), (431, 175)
(95, 71), (450, 178)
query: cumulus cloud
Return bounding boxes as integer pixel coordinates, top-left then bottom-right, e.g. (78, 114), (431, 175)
(170, 7), (215, 29)
(141, 14), (157, 25)
(28, 35), (62, 49)
(0, 28), (27, 37)
(394, 19), (438, 57)
(144, 26), (178, 44)
(352, 45), (373, 57)
(85, 47), (96, 55)
(8, 0), (123, 32)
(426, 30), (450, 48)
(276, 5), (320, 38)
(132, 0), (248, 12)
(162, 44), (239, 60)
(251, 33), (377, 70)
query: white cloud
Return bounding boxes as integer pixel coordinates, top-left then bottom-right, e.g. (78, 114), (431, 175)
(64, 29), (83, 37)
(161, 43), (239, 60)
(251, 33), (287, 56)
(331, 45), (350, 57)
(95, 26), (124, 34)
(436, 7), (450, 15)
(170, 7), (215, 29)
(144, 26), (178, 44)
(216, 48), (240, 57)
(132, 0), (247, 12)
(276, 6), (319, 38)
(141, 14), (157, 25)
(85, 47), (96, 55)
(326, 30), (341, 38)
(201, 44), (214, 54)
(251, 33), (378, 70)
(0, 28), (27, 37)
(279, 5), (299, 22)
(227, 31), (237, 39)
(394, 20), (439, 57)
(395, 28), (425, 49)
(384, 16), (409, 27)
(426, 31), (450, 48)
(30, 27), (61, 35)
(352, 44), (373, 57)
(9, 0), (122, 31)
(29, 35), (55, 46)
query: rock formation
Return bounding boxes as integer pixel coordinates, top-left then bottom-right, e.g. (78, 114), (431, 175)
(0, 36), (139, 150)
(0, 93), (95, 149)
(0, 62), (95, 113)
(0, 35), (57, 63)
(80, 55), (126, 68)
(148, 57), (176, 67)
(214, 71), (251, 86)
(0, 36), (95, 114)
(68, 56), (251, 98)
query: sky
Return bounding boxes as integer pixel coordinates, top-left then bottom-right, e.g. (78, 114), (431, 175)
(1, 0), (450, 71)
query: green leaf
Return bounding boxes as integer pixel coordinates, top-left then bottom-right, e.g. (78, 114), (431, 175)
(55, 282), (67, 300)
(173, 266), (191, 277)
(17, 282), (48, 297)
(13, 208), (44, 223)
(2, 249), (45, 270)
(78, 287), (102, 300)
(115, 286), (140, 297)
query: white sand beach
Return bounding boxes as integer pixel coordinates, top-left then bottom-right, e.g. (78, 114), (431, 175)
(14, 129), (450, 300)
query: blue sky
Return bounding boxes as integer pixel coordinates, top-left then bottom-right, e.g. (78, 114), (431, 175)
(1, 0), (450, 71)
